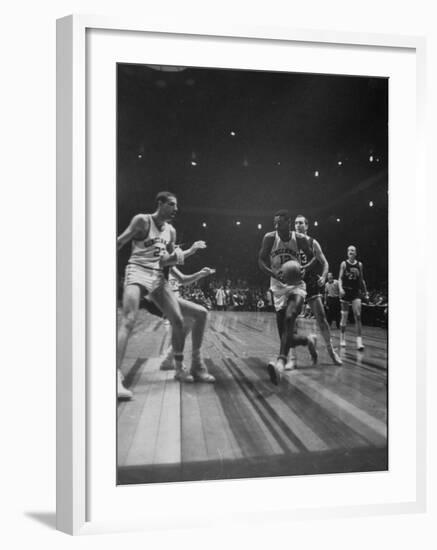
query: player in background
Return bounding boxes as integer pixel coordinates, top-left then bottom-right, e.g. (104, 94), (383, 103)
(325, 272), (341, 329)
(293, 215), (342, 367)
(158, 265), (216, 373)
(338, 245), (369, 350)
(258, 210), (317, 385)
(117, 191), (207, 399)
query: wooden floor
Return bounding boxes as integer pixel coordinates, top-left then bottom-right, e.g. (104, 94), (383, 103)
(117, 311), (388, 485)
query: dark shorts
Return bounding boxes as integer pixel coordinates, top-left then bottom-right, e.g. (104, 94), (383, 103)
(305, 275), (323, 301)
(142, 297), (164, 317)
(341, 288), (361, 304)
(128, 282), (165, 318)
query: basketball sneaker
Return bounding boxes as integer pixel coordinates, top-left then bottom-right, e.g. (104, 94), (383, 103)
(268, 357), (285, 385)
(340, 335), (346, 347)
(357, 337), (364, 351)
(174, 365), (194, 383)
(117, 370), (133, 400)
(190, 360), (215, 383)
(160, 347), (175, 370)
(327, 345), (342, 365)
(307, 334), (318, 365)
(285, 348), (297, 370)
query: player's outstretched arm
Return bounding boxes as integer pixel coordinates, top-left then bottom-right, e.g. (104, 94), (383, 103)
(117, 214), (149, 250)
(258, 233), (276, 278)
(171, 266), (216, 286)
(182, 240), (207, 260)
(160, 231), (207, 267)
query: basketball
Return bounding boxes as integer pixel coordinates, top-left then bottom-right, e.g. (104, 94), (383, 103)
(280, 260), (302, 285)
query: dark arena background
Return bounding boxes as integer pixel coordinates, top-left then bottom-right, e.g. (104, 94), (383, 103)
(116, 64), (388, 485)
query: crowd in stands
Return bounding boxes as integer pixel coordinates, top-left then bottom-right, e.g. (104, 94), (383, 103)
(179, 277), (272, 312)
(118, 273), (387, 327)
(179, 276), (388, 327)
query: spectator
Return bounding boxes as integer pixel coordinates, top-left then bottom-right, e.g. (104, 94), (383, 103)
(215, 286), (226, 311)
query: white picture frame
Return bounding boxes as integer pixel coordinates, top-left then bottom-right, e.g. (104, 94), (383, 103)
(56, 14), (427, 535)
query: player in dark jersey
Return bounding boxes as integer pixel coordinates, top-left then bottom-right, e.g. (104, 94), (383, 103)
(294, 215), (342, 366)
(258, 210), (317, 385)
(338, 245), (369, 350)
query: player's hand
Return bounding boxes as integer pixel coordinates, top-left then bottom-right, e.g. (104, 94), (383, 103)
(190, 240), (207, 252)
(317, 275), (326, 287)
(200, 267), (216, 277)
(300, 268), (306, 279)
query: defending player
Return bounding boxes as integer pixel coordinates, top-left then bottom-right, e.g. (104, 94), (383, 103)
(338, 245), (369, 350)
(258, 210), (317, 385)
(294, 215), (342, 366)
(117, 191), (207, 399)
(158, 265), (216, 373)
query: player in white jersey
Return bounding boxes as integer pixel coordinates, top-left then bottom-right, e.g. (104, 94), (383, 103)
(117, 191), (207, 399)
(158, 265), (216, 371)
(258, 210), (317, 385)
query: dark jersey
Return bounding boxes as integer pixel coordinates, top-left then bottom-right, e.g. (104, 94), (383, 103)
(341, 260), (362, 291)
(297, 234), (323, 298)
(296, 235), (322, 276)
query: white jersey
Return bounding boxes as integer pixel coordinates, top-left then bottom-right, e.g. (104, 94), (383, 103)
(128, 215), (172, 271)
(269, 231), (299, 281)
(269, 230), (306, 310)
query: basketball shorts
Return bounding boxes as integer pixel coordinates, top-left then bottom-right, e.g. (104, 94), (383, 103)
(124, 262), (166, 295)
(270, 279), (307, 312)
(341, 288), (361, 304)
(305, 274), (323, 301)
(143, 298), (164, 318)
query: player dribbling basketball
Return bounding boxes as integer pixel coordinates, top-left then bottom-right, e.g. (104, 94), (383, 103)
(258, 210), (317, 385)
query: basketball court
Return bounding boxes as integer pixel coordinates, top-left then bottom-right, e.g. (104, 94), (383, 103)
(117, 310), (388, 485)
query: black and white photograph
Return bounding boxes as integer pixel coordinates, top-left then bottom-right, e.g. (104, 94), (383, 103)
(116, 63), (388, 485)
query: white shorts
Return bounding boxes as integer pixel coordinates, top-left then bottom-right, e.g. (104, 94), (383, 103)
(124, 263), (166, 295)
(270, 279), (307, 312)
